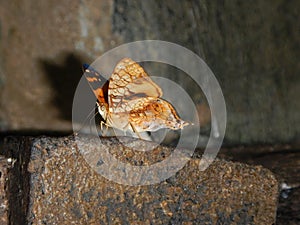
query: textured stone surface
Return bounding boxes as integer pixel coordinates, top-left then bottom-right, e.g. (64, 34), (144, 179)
(0, 156), (12, 225)
(218, 144), (300, 225)
(2, 135), (278, 224)
(1, 137), (32, 225)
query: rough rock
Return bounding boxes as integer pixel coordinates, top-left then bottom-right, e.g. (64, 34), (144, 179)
(1, 135), (278, 224)
(0, 156), (12, 225)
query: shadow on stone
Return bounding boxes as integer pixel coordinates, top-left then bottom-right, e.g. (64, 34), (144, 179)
(39, 53), (85, 121)
(1, 137), (32, 225)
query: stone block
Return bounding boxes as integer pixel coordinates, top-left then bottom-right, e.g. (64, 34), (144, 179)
(1, 135), (278, 224)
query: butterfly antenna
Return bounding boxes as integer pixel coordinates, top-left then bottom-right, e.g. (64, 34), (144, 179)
(88, 110), (100, 135)
(75, 106), (99, 134)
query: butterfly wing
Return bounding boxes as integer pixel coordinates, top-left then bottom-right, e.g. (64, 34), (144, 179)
(108, 58), (163, 113)
(83, 64), (109, 119)
(128, 97), (189, 132)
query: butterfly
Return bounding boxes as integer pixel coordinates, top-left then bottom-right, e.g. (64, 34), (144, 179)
(83, 58), (189, 139)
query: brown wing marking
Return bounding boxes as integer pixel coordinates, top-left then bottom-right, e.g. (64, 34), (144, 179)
(108, 58), (163, 112)
(83, 65), (109, 105)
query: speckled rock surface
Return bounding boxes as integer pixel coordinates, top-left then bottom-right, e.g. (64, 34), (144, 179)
(0, 156), (12, 225)
(1, 135), (277, 224)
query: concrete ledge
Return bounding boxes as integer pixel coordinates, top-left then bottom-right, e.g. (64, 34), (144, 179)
(1, 135), (278, 224)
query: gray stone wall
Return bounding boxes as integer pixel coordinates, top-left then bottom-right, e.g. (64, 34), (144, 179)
(0, 0), (299, 144)
(113, 0), (300, 144)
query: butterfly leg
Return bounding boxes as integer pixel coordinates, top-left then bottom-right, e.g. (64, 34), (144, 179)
(129, 122), (154, 141)
(100, 121), (110, 136)
(129, 122), (143, 139)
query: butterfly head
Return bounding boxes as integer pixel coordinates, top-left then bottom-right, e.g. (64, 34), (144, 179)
(96, 102), (108, 121)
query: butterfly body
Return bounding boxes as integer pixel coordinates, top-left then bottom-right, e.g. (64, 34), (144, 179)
(84, 58), (189, 137)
